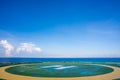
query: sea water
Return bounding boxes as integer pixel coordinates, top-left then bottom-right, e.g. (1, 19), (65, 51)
(0, 58), (120, 62)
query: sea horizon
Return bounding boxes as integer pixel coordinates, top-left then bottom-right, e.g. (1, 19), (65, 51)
(0, 57), (120, 63)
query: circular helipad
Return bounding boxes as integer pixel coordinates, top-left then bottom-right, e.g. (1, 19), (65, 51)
(5, 63), (113, 77)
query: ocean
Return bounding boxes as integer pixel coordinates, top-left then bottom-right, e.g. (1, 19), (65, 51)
(0, 58), (120, 63)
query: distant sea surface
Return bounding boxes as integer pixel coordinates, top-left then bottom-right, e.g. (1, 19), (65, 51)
(0, 58), (120, 63)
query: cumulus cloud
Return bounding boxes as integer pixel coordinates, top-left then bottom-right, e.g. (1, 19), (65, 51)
(16, 43), (42, 53)
(0, 40), (14, 56)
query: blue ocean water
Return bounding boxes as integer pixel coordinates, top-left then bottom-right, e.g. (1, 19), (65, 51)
(0, 58), (120, 63)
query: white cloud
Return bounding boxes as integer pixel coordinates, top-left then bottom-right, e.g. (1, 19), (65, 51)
(16, 43), (42, 53)
(0, 40), (14, 56)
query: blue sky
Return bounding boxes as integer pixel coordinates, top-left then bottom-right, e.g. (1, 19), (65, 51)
(0, 0), (120, 57)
